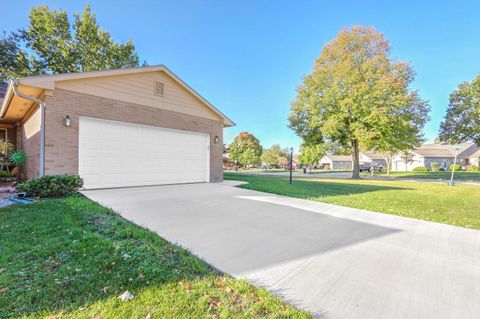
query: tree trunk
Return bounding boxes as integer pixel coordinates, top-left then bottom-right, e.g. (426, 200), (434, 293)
(352, 139), (360, 179)
(384, 153), (392, 176)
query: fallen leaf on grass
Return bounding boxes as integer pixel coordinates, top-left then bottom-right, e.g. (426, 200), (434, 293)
(118, 290), (134, 301)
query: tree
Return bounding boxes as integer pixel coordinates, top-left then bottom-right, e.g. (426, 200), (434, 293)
(439, 74), (480, 145)
(0, 32), (38, 81)
(228, 132), (262, 169)
(289, 26), (429, 179)
(299, 143), (325, 172)
(399, 151), (415, 172)
(261, 144), (288, 170)
(0, 4), (140, 81)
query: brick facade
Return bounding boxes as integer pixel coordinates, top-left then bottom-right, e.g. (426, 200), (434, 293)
(43, 89), (224, 182)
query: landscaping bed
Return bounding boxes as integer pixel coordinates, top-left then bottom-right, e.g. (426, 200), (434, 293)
(0, 196), (310, 318)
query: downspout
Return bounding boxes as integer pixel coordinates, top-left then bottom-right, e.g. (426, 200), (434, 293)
(11, 79), (46, 177)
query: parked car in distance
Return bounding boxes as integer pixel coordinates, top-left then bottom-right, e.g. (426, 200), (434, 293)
(359, 162), (384, 172)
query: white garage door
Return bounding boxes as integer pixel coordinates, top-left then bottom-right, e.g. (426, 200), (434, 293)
(79, 117), (210, 189)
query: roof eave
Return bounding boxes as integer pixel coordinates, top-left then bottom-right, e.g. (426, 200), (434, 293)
(16, 65), (236, 127)
(0, 81), (14, 119)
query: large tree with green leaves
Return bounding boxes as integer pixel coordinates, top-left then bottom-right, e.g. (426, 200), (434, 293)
(438, 74), (480, 144)
(289, 26), (429, 178)
(228, 132), (262, 169)
(0, 4), (141, 82)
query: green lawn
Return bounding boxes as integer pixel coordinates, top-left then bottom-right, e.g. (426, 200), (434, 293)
(0, 196), (310, 319)
(224, 173), (480, 230)
(373, 171), (480, 181)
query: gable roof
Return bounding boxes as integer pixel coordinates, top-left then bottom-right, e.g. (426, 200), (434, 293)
(470, 149), (480, 159)
(324, 155), (352, 162)
(1, 65), (235, 127)
(412, 143), (477, 158)
(361, 152), (385, 160)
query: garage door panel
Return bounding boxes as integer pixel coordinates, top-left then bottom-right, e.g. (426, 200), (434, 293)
(79, 117), (210, 189)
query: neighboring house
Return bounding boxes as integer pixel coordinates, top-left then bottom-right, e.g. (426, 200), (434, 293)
(359, 152), (388, 167)
(319, 152), (388, 170)
(0, 65), (234, 189)
(469, 149), (480, 166)
(319, 155), (352, 170)
(392, 143), (479, 171)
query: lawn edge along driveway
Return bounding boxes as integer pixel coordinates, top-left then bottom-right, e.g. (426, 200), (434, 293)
(0, 196), (311, 319)
(224, 173), (480, 230)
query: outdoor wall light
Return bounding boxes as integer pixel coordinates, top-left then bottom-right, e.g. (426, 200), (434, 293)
(214, 135), (219, 144)
(64, 115), (71, 127)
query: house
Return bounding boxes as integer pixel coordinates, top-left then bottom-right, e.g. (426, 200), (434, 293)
(359, 152), (387, 167)
(0, 65), (234, 189)
(319, 152), (389, 170)
(468, 149), (480, 166)
(319, 155), (352, 170)
(392, 143), (479, 171)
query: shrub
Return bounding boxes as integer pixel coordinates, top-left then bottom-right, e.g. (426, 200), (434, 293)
(0, 170), (10, 178)
(466, 164), (479, 171)
(429, 162), (440, 172)
(16, 175), (83, 198)
(449, 164), (461, 171)
(412, 166), (428, 172)
(439, 168), (445, 171)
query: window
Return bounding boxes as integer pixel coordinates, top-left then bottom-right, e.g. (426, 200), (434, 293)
(0, 128), (7, 142)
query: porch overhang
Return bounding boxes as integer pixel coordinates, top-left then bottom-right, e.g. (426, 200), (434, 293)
(0, 81), (46, 124)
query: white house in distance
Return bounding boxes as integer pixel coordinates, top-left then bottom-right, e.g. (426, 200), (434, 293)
(319, 152), (387, 170)
(392, 142), (479, 171)
(318, 143), (479, 171)
(319, 155), (353, 170)
(360, 152), (388, 167)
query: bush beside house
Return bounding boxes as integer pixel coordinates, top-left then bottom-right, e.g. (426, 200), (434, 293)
(449, 164), (461, 171)
(16, 175), (83, 198)
(412, 166), (428, 172)
(429, 162), (440, 172)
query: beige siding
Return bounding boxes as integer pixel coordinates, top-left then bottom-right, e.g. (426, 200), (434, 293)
(55, 71), (223, 122)
(18, 108), (41, 179)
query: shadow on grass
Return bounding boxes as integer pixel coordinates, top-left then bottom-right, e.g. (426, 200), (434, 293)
(0, 196), (309, 318)
(389, 171), (480, 181)
(224, 174), (412, 199)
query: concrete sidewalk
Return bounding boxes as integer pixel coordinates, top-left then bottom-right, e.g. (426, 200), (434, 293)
(83, 183), (480, 319)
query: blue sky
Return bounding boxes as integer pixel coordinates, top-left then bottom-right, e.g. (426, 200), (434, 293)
(1, 1), (479, 151)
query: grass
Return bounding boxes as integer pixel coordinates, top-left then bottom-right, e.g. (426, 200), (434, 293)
(374, 171), (480, 181)
(0, 196), (310, 319)
(226, 169), (350, 174)
(224, 173), (480, 230)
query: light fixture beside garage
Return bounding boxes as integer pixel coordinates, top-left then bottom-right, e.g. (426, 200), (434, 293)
(64, 115), (71, 127)
(214, 135), (219, 144)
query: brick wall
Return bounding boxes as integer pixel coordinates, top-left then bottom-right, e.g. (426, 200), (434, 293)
(44, 89), (224, 182)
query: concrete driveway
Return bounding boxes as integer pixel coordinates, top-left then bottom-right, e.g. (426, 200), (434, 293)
(82, 182), (480, 319)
